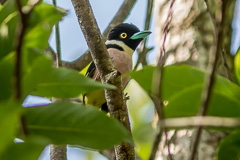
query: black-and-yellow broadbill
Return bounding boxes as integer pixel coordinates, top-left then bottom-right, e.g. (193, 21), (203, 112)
(83, 23), (151, 111)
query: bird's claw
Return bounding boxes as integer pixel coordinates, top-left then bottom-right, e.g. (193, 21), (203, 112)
(124, 93), (130, 101)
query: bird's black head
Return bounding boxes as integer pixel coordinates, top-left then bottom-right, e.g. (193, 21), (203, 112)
(107, 23), (151, 51)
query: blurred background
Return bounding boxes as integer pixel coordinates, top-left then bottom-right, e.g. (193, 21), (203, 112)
(22, 0), (240, 159)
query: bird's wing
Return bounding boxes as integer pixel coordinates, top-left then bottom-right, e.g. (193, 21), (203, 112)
(85, 61), (96, 78)
(83, 61), (97, 104)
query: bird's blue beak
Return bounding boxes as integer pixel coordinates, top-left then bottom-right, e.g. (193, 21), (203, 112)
(130, 30), (152, 40)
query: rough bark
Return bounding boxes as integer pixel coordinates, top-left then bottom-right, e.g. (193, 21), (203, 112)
(70, 0), (135, 159)
(50, 145), (67, 160)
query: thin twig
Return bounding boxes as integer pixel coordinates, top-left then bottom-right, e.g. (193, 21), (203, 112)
(189, 1), (226, 160)
(0, 0), (7, 4)
(15, 0), (41, 100)
(204, 0), (217, 42)
(149, 1), (175, 160)
(164, 116), (240, 128)
(134, 0), (154, 70)
(204, 0), (232, 81)
(158, 0), (175, 64)
(53, 0), (62, 67)
(61, 0), (137, 71)
(15, 0), (25, 100)
(15, 0), (40, 136)
(71, 0), (135, 159)
(50, 1), (67, 160)
(220, 49), (232, 80)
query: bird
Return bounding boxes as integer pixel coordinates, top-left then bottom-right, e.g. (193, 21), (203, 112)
(83, 23), (151, 112)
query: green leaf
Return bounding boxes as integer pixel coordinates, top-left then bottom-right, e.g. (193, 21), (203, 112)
(164, 84), (240, 118)
(24, 3), (66, 50)
(0, 0), (29, 59)
(217, 131), (240, 160)
(0, 12), (18, 59)
(21, 51), (114, 99)
(0, 2), (66, 59)
(130, 65), (154, 94)
(31, 67), (115, 98)
(0, 101), (21, 156)
(130, 65), (240, 118)
(0, 136), (48, 160)
(22, 52), (53, 100)
(25, 102), (132, 149)
(0, 53), (14, 100)
(234, 47), (240, 83)
(0, 0), (16, 24)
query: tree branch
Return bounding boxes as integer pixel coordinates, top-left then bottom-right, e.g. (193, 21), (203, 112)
(50, 1), (67, 159)
(204, 0), (217, 42)
(0, 0), (6, 5)
(50, 145), (67, 160)
(61, 0), (137, 71)
(220, 49), (232, 80)
(164, 116), (240, 128)
(15, 0), (26, 100)
(149, 1), (175, 160)
(71, 0), (135, 159)
(53, 0), (62, 67)
(134, 0), (154, 69)
(203, 0), (231, 80)
(189, 1), (226, 159)
(15, 0), (40, 136)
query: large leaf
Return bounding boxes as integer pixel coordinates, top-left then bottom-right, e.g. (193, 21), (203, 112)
(31, 67), (115, 98)
(0, 0), (16, 24)
(217, 131), (240, 160)
(130, 65), (240, 118)
(0, 101), (21, 156)
(130, 66), (153, 94)
(0, 0), (37, 60)
(18, 2), (112, 99)
(21, 51), (114, 99)
(164, 84), (240, 118)
(0, 53), (14, 100)
(24, 3), (66, 50)
(25, 102), (132, 149)
(0, 1), (66, 100)
(22, 52), (53, 100)
(0, 136), (48, 160)
(0, 11), (18, 59)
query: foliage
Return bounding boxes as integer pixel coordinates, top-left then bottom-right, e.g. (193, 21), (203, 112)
(25, 102), (132, 149)
(0, 0), (130, 159)
(217, 130), (240, 160)
(0, 0), (239, 159)
(130, 48), (240, 159)
(130, 65), (240, 118)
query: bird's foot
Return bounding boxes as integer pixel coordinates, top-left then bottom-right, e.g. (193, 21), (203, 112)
(124, 93), (130, 101)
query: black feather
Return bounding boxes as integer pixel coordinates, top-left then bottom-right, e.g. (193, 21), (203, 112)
(85, 61), (96, 78)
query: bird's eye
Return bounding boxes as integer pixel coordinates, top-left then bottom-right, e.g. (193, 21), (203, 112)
(120, 33), (127, 39)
